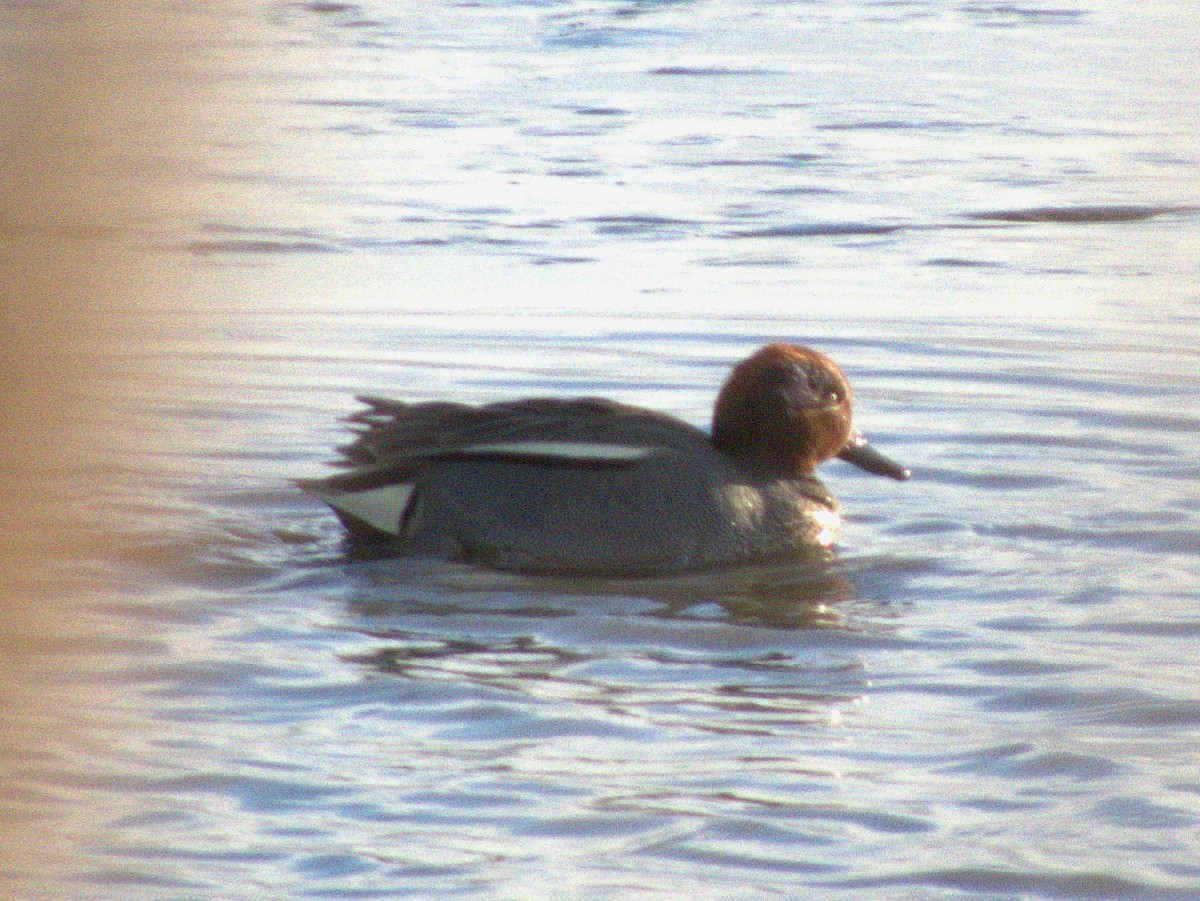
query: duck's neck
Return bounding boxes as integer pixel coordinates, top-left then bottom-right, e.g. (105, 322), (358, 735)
(712, 419), (807, 479)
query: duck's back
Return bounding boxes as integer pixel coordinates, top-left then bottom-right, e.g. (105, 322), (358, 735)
(340, 396), (712, 464)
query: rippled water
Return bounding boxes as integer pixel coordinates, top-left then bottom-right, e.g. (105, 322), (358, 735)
(6, 1), (1200, 898)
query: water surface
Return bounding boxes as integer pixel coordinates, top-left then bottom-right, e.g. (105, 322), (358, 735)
(4, 1), (1200, 898)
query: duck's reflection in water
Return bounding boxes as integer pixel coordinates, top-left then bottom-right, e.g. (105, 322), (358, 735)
(341, 546), (858, 630)
(336, 552), (893, 733)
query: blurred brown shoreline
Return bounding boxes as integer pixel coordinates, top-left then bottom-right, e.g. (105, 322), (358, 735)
(0, 3), (239, 892)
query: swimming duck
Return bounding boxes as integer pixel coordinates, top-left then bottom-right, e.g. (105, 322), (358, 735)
(298, 343), (909, 576)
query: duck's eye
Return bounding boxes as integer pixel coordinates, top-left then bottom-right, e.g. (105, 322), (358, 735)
(828, 391), (840, 404)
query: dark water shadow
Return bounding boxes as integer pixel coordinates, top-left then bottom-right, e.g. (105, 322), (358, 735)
(967, 203), (1198, 224)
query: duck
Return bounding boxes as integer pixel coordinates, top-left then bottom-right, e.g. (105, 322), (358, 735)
(298, 343), (909, 576)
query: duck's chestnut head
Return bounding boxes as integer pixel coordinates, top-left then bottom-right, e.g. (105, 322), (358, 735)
(713, 343), (909, 481)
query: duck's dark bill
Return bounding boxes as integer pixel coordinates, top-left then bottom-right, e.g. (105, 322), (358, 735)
(837, 433), (911, 481)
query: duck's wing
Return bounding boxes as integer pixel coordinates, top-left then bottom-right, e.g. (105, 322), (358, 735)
(336, 396), (712, 467)
(299, 397), (714, 539)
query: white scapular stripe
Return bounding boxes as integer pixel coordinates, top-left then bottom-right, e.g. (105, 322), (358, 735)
(463, 442), (655, 463)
